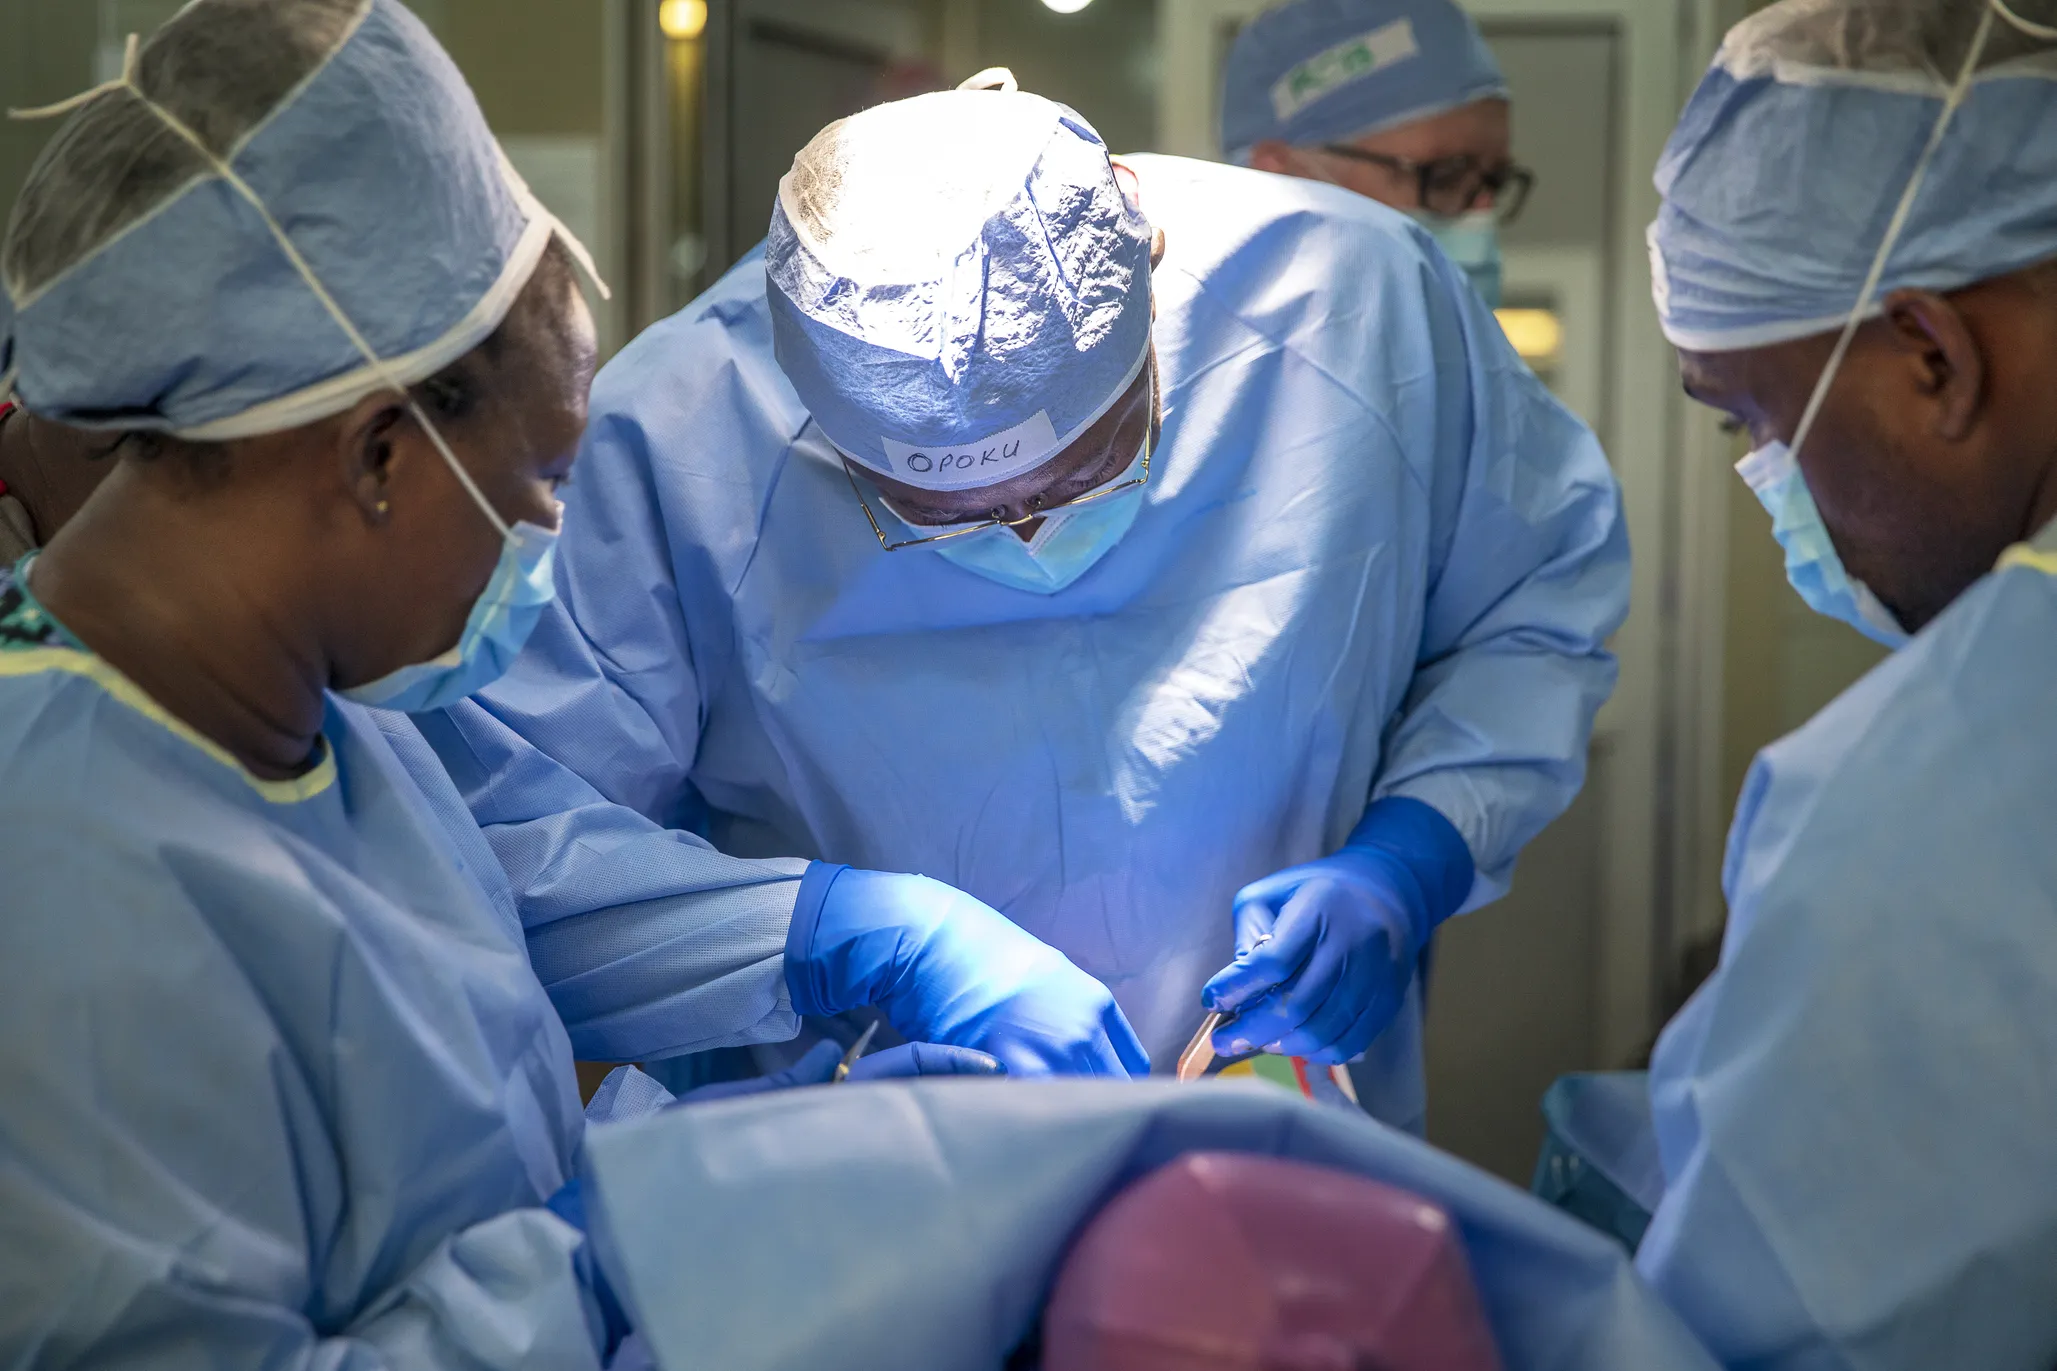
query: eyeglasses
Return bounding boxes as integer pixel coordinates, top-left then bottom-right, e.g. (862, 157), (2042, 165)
(845, 427), (1153, 552)
(1318, 147), (1536, 224)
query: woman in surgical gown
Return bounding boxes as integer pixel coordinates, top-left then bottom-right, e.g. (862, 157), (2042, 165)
(0, 2), (649, 1364)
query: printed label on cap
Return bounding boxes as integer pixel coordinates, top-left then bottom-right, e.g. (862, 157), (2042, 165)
(1645, 222), (1673, 319)
(1271, 19), (1420, 122)
(870, 410), (1062, 492)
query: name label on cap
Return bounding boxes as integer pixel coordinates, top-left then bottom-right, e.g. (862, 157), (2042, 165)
(1645, 224), (1673, 319)
(873, 410), (1061, 491)
(1271, 19), (1420, 122)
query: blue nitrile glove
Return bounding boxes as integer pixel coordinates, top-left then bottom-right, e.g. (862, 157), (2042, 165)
(788, 865), (1151, 1078)
(1200, 797), (1474, 1064)
(544, 1178), (632, 1355)
(680, 1037), (1004, 1103)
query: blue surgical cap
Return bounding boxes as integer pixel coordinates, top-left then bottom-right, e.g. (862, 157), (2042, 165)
(766, 87), (1154, 494)
(1, 0), (595, 438)
(1650, 0), (2057, 352)
(1220, 0), (1508, 163)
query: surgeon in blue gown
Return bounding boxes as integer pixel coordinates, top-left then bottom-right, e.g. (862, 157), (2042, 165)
(439, 73), (1630, 1127)
(1635, 1), (2057, 1366)
(0, 3), (1001, 1364)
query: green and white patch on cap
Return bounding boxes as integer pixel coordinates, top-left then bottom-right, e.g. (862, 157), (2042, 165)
(1269, 18), (1421, 121)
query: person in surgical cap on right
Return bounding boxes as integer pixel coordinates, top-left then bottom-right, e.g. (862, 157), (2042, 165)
(1634, 0), (2057, 1366)
(1221, 0), (1531, 306)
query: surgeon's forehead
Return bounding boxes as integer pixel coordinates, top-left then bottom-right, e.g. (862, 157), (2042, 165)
(1355, 97), (1509, 160)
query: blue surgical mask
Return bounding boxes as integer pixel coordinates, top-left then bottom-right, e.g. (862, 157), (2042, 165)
(340, 512), (561, 712)
(1412, 210), (1502, 309)
(1735, 441), (1907, 649)
(915, 437), (1149, 595)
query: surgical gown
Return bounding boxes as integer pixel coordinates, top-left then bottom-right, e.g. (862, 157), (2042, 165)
(580, 1079), (1721, 1371)
(0, 568), (616, 1368)
(1637, 542), (2057, 1370)
(443, 154), (1629, 1116)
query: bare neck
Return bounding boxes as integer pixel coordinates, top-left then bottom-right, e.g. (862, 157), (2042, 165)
(29, 466), (331, 781)
(2024, 449), (2057, 549)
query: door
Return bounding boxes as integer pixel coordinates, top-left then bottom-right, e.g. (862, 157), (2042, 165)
(1419, 21), (1621, 1184)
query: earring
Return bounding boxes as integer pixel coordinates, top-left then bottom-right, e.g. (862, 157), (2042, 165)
(375, 499), (390, 516)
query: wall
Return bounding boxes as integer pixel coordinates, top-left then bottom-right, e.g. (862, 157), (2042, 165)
(968, 0), (1159, 152)
(1, 2), (108, 220)
(1415, 18), (1628, 1184)
(435, 1), (617, 347)
(440, 0), (605, 139)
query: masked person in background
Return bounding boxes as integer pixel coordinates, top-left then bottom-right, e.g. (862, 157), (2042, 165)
(1634, 1), (2057, 1366)
(433, 71), (1629, 1129)
(0, 3), (1006, 1364)
(1221, 0), (1530, 306)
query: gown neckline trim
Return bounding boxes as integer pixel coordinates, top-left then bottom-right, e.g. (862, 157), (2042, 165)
(1, 557), (337, 805)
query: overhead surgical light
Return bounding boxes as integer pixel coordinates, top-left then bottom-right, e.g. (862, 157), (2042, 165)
(1495, 308), (1563, 364)
(659, 0), (707, 40)
(1042, 0), (1095, 12)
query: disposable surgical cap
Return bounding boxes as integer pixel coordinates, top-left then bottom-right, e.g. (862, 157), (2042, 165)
(765, 84), (1154, 494)
(1219, 0), (1508, 164)
(1, 0), (599, 438)
(1650, 0), (2057, 352)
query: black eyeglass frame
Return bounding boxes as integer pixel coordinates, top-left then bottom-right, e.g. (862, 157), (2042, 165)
(1318, 146), (1536, 224)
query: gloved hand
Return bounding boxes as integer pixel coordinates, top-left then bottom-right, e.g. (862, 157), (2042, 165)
(788, 866), (1151, 1078)
(680, 1037), (1003, 1104)
(1200, 798), (1474, 1064)
(543, 1177), (632, 1353)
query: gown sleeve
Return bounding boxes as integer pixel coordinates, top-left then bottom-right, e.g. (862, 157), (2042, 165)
(1370, 243), (1630, 904)
(1635, 574), (2057, 1370)
(418, 382), (809, 1063)
(417, 698), (806, 1063)
(0, 816), (609, 1371)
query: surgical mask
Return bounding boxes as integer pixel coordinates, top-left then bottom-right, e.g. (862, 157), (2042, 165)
(1412, 210), (1502, 309)
(339, 509), (562, 712)
(1735, 441), (1907, 648)
(916, 437), (1149, 595)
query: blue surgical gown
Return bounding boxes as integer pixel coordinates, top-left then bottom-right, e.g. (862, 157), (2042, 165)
(581, 1079), (1721, 1371)
(443, 154), (1630, 1113)
(0, 572), (618, 1367)
(1637, 543), (2057, 1369)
